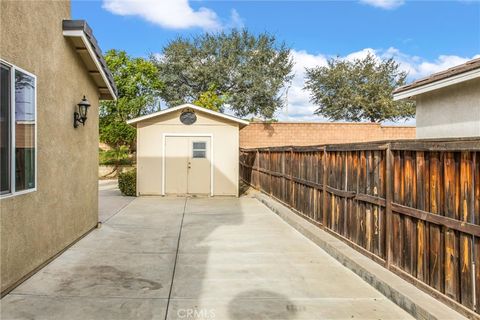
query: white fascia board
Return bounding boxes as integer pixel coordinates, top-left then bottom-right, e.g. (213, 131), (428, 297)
(393, 68), (480, 101)
(63, 29), (117, 100)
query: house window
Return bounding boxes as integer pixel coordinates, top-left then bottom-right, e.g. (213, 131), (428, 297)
(192, 142), (206, 158)
(0, 61), (36, 197)
(1, 64), (11, 194)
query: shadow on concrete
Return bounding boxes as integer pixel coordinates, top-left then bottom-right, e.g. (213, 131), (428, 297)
(227, 290), (296, 320)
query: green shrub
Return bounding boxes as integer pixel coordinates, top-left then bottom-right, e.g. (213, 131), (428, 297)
(99, 147), (134, 166)
(118, 170), (136, 196)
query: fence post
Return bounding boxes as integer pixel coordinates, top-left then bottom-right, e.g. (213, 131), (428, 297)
(322, 146), (328, 227)
(344, 151), (348, 237)
(268, 148), (272, 195)
(385, 143), (393, 268)
(313, 150), (318, 222)
(255, 149), (260, 189)
(282, 150), (286, 201)
(290, 148), (294, 206)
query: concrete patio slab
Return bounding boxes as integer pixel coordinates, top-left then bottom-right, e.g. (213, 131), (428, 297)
(167, 297), (407, 320)
(71, 224), (179, 254)
(1, 185), (414, 320)
(253, 191), (467, 320)
(1, 295), (167, 320)
(98, 180), (135, 222)
(12, 249), (175, 299)
(167, 197), (412, 319)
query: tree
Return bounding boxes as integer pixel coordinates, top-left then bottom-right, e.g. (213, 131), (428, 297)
(100, 50), (163, 151)
(304, 53), (415, 122)
(153, 30), (293, 119)
(193, 84), (225, 112)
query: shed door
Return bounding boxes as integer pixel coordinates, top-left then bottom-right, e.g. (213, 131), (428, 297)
(165, 136), (211, 195)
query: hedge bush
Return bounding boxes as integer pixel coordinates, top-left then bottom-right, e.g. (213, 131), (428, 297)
(118, 169), (136, 196)
(99, 148), (134, 166)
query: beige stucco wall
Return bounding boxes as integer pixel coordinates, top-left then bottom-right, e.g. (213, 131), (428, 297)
(0, 0), (100, 293)
(136, 110), (240, 196)
(415, 78), (480, 139)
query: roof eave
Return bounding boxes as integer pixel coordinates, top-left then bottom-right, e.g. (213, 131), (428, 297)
(62, 20), (117, 100)
(393, 67), (480, 101)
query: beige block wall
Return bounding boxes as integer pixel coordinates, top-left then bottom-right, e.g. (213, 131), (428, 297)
(416, 79), (480, 139)
(240, 122), (416, 148)
(136, 110), (240, 196)
(0, 0), (100, 293)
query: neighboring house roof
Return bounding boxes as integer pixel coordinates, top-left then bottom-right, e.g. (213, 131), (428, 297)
(127, 104), (250, 128)
(62, 20), (117, 100)
(393, 57), (480, 101)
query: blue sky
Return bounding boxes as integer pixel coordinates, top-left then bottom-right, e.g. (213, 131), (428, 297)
(72, 0), (480, 122)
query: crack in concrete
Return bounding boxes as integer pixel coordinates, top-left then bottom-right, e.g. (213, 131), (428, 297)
(164, 197), (188, 320)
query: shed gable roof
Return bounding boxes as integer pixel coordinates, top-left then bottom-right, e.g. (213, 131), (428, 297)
(127, 104), (250, 127)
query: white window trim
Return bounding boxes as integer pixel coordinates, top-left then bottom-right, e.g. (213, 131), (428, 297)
(0, 59), (38, 199)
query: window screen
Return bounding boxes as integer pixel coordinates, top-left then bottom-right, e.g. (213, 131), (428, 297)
(192, 141), (206, 158)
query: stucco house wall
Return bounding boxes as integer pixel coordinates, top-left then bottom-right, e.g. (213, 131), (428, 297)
(0, 1), (101, 293)
(136, 110), (240, 196)
(415, 78), (480, 139)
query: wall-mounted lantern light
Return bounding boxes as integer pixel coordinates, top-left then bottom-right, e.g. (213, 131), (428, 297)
(74, 95), (91, 128)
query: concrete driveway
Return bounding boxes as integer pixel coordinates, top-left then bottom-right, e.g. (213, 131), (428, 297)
(1, 183), (413, 320)
(98, 179), (135, 222)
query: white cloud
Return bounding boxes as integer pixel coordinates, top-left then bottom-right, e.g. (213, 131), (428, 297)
(228, 9), (244, 29)
(344, 48), (376, 61)
(359, 0), (405, 9)
(102, 0), (238, 31)
(378, 47), (480, 79)
(277, 48), (478, 122)
(277, 50), (329, 121)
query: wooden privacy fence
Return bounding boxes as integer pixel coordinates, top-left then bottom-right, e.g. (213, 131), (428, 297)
(240, 138), (480, 318)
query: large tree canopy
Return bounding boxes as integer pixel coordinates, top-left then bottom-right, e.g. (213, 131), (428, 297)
(154, 30), (293, 119)
(304, 54), (415, 123)
(100, 50), (163, 151)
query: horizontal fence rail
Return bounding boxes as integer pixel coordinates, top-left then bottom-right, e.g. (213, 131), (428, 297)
(240, 138), (480, 318)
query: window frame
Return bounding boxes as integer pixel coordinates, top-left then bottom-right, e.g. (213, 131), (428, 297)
(0, 59), (37, 198)
(192, 141), (207, 159)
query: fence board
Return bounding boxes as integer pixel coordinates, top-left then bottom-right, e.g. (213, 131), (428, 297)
(429, 152), (444, 293)
(240, 139), (480, 317)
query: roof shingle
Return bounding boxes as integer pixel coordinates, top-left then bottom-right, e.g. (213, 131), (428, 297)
(393, 57), (480, 95)
(63, 20), (118, 99)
